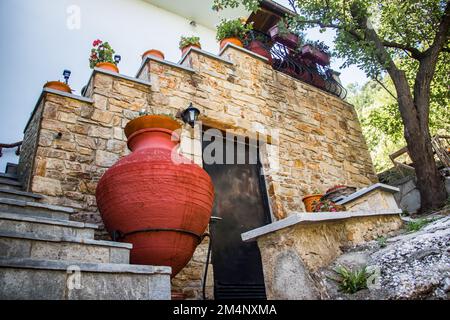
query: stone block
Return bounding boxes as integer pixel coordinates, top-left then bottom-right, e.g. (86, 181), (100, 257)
(95, 150), (119, 168)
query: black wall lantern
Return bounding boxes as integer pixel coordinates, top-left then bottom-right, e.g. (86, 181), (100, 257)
(114, 55), (122, 65)
(181, 103), (200, 128)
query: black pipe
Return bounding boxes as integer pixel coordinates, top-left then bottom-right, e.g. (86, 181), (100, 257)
(202, 216), (222, 300)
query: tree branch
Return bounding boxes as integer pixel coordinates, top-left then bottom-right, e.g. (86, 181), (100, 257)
(382, 41), (425, 60)
(374, 77), (397, 100)
(295, 19), (364, 41)
(413, 0), (450, 128)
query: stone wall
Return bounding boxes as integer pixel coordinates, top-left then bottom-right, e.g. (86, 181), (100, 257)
(18, 45), (378, 299)
(254, 213), (403, 299)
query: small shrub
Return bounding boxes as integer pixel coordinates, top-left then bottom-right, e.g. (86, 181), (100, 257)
(179, 36), (201, 49)
(330, 266), (373, 294)
(406, 218), (436, 232)
(376, 236), (387, 248)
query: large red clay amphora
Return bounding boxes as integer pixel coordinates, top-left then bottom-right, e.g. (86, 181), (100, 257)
(96, 115), (214, 277)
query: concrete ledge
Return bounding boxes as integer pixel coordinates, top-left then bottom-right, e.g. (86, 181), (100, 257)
(136, 56), (195, 78)
(0, 229), (132, 249)
(179, 46), (233, 66)
(218, 42), (270, 63)
(0, 258), (171, 275)
(241, 209), (402, 242)
(0, 212), (98, 229)
(336, 183), (400, 205)
(92, 68), (152, 87)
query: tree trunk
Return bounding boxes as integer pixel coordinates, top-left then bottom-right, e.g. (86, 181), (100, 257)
(400, 101), (447, 212)
(389, 71), (447, 213)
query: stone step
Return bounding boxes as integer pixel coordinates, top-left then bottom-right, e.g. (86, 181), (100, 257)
(0, 212), (98, 239)
(0, 177), (22, 190)
(0, 188), (43, 202)
(0, 229), (132, 265)
(0, 198), (75, 220)
(0, 258), (171, 300)
(5, 163), (18, 176)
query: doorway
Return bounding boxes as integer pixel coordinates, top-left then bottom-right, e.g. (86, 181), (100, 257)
(202, 129), (271, 299)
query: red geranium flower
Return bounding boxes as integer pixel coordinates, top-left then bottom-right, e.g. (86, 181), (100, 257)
(93, 39), (102, 47)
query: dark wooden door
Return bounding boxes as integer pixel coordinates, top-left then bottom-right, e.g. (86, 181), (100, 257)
(202, 130), (271, 300)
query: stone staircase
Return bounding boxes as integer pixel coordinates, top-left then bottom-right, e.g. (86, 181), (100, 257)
(0, 164), (171, 300)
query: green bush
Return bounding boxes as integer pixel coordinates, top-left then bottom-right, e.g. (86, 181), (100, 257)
(216, 18), (253, 41)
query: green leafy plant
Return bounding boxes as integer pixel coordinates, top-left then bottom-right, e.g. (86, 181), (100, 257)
(275, 20), (292, 38)
(406, 218), (436, 232)
(330, 266), (373, 294)
(376, 236), (387, 248)
(179, 36), (201, 49)
(89, 39), (116, 69)
(312, 198), (346, 212)
(216, 18), (253, 42)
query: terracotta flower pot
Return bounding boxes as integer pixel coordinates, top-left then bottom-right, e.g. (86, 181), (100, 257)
(247, 40), (273, 64)
(301, 44), (330, 66)
(219, 37), (243, 50)
(43, 81), (72, 93)
(181, 44), (201, 57)
(142, 49), (165, 60)
(95, 61), (119, 73)
(96, 115), (214, 277)
(268, 25), (299, 49)
(302, 194), (323, 212)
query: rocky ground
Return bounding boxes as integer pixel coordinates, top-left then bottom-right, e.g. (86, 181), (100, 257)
(320, 209), (450, 300)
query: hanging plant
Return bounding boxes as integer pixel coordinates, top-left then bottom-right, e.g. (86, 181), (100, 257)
(301, 40), (332, 66)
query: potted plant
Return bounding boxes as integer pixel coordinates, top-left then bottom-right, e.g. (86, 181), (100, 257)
(89, 39), (120, 73)
(179, 36), (201, 56)
(268, 20), (300, 49)
(96, 114), (214, 278)
(246, 33), (273, 63)
(142, 49), (165, 60)
(302, 190), (323, 212)
(312, 198), (346, 212)
(43, 81), (72, 93)
(216, 18), (253, 50)
(301, 40), (331, 66)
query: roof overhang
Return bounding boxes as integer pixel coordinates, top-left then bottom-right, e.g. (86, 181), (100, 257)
(144, 0), (250, 30)
(247, 0), (296, 33)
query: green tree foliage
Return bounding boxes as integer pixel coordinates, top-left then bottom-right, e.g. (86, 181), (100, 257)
(348, 54), (449, 172)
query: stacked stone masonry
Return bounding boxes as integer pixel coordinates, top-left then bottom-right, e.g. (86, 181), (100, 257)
(18, 45), (378, 299)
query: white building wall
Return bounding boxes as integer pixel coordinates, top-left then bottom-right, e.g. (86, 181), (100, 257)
(0, 0), (220, 171)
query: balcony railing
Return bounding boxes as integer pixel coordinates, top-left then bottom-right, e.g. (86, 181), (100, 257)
(0, 141), (22, 158)
(245, 31), (347, 99)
